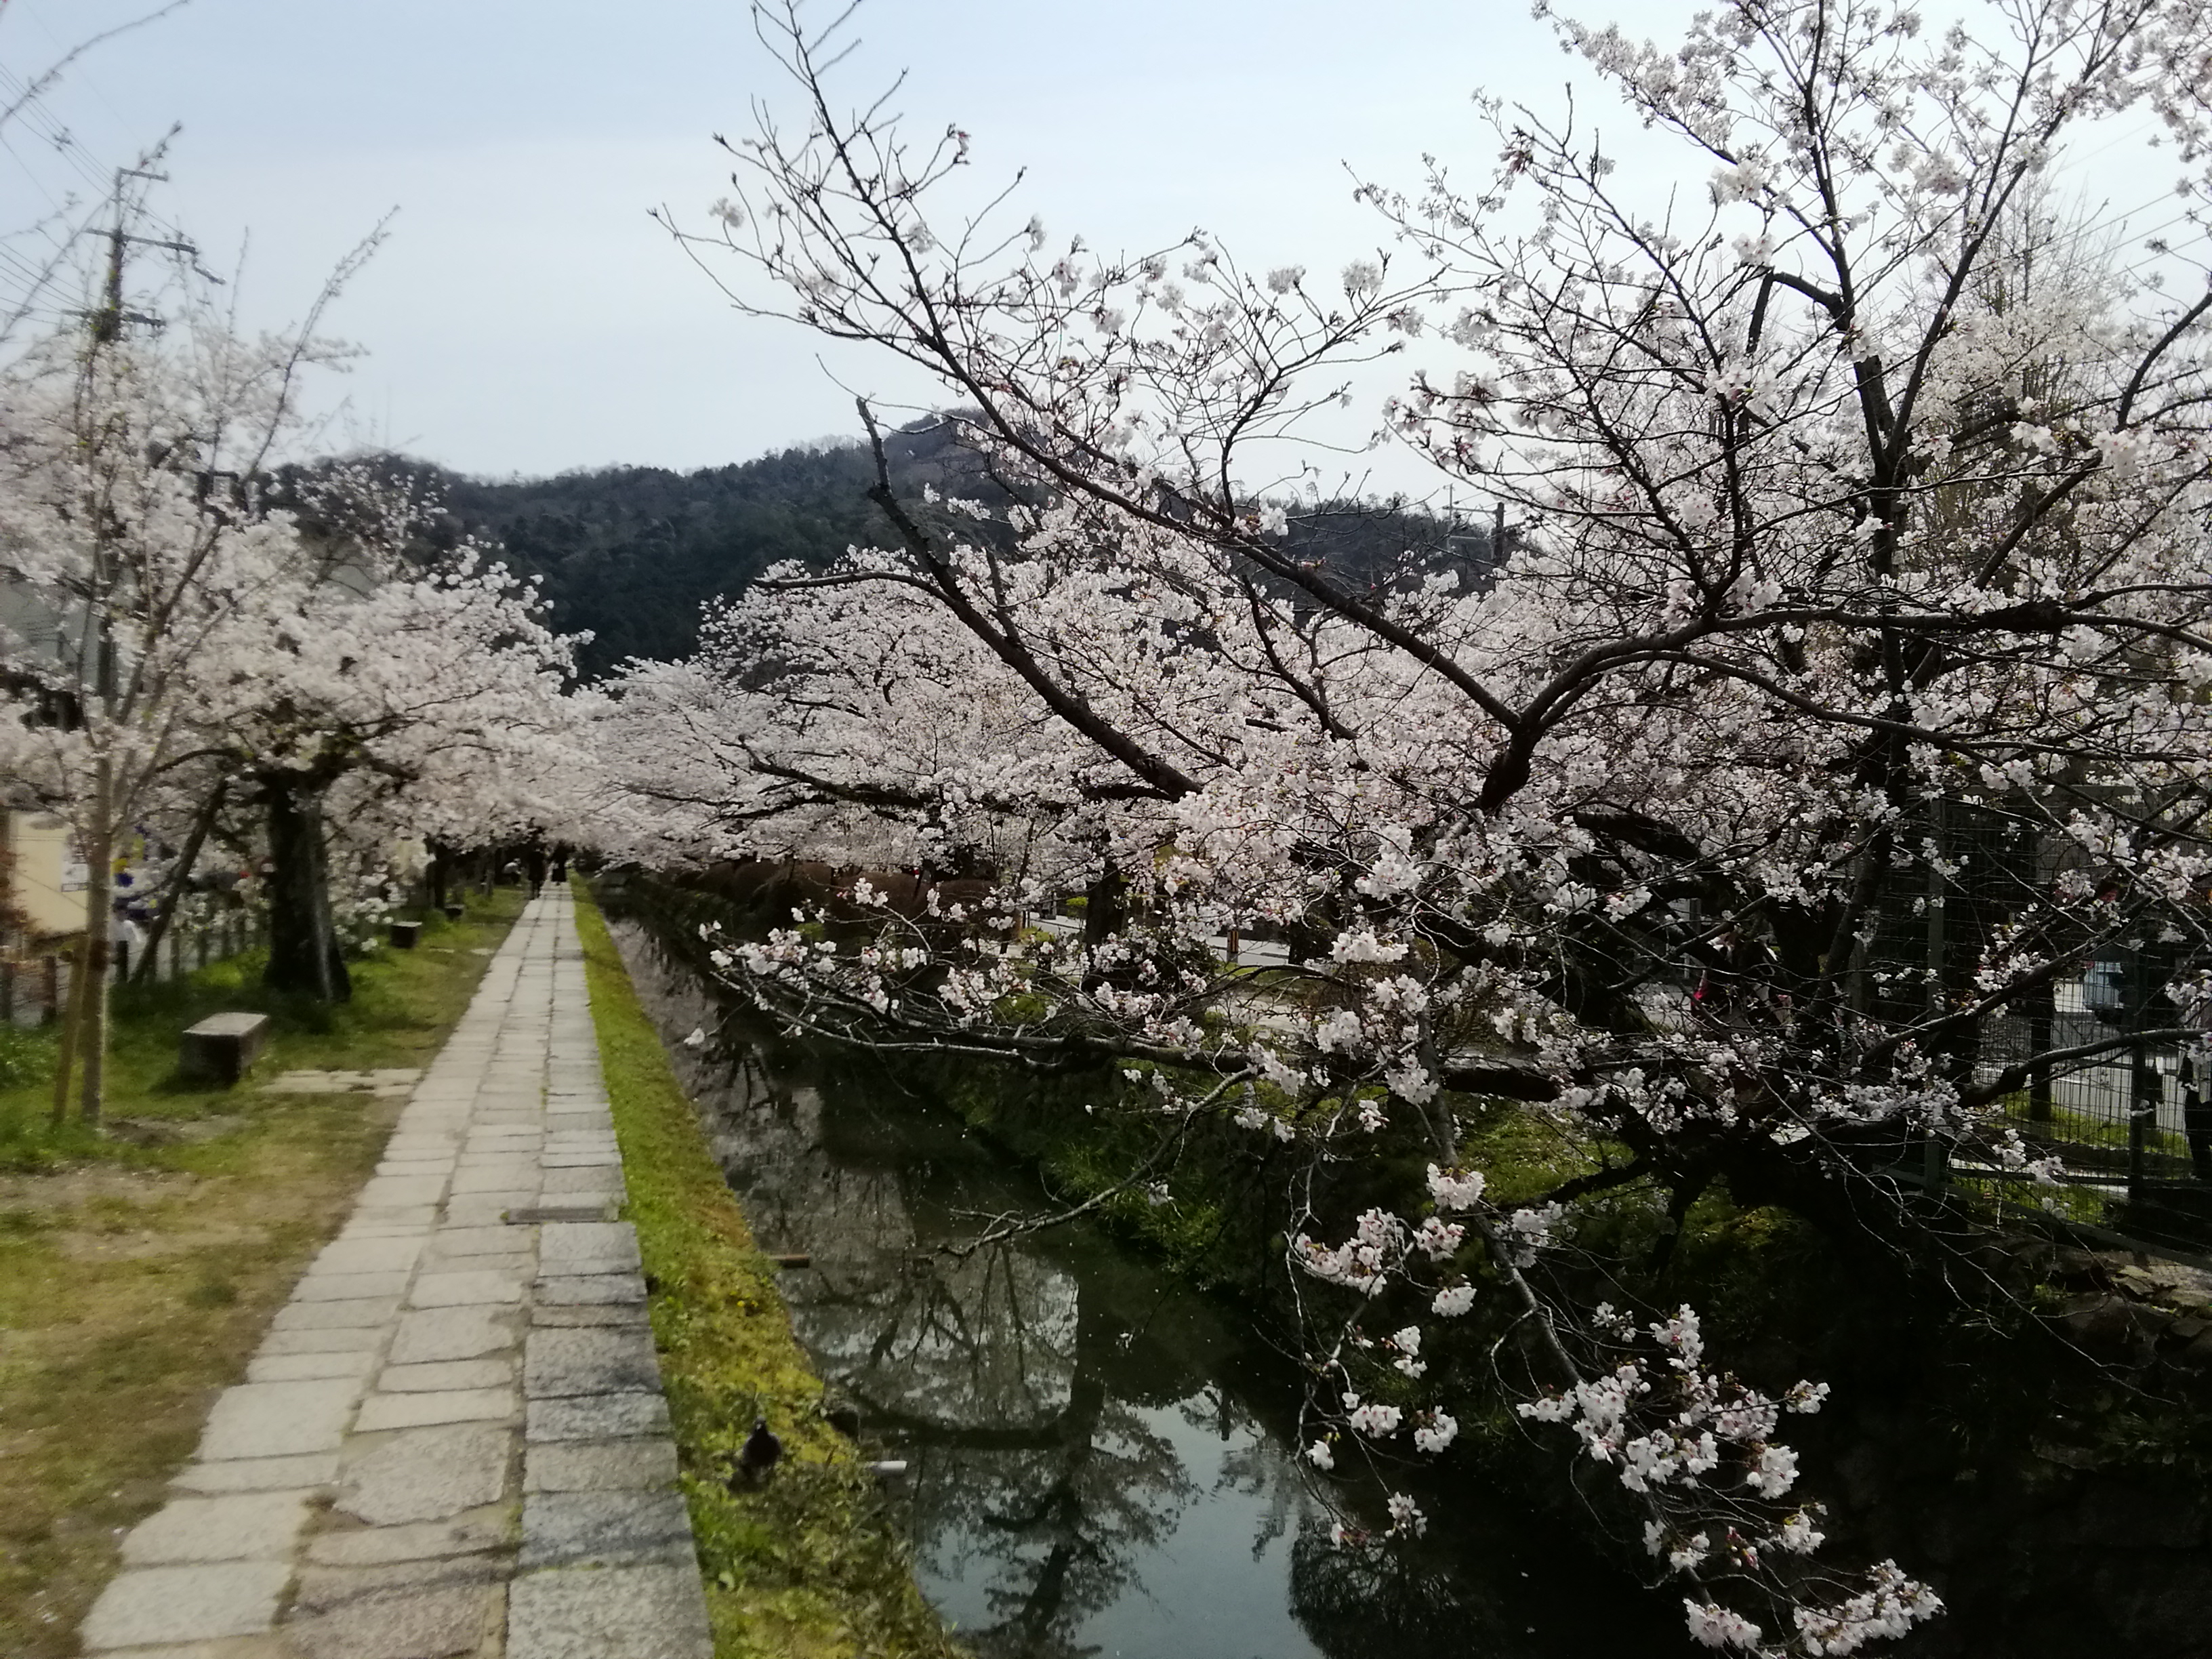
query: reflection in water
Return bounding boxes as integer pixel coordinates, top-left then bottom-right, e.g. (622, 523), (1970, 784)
(697, 1037), (1324, 1659)
(607, 910), (1681, 1659)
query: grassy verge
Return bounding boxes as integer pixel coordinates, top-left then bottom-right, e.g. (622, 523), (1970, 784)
(0, 888), (527, 1659)
(571, 881), (961, 1659)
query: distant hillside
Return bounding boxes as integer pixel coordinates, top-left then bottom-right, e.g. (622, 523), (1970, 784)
(308, 426), (1507, 682)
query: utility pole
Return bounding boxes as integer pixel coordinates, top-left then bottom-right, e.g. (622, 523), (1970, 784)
(78, 164), (194, 344)
(51, 165), (193, 1130)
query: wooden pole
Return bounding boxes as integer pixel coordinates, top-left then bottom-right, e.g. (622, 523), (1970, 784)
(48, 936), (87, 1126)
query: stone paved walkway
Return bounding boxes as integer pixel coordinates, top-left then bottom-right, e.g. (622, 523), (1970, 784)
(80, 890), (713, 1659)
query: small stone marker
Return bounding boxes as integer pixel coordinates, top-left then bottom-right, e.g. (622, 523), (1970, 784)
(442, 903), (465, 921)
(180, 1012), (272, 1086)
(388, 920), (423, 949)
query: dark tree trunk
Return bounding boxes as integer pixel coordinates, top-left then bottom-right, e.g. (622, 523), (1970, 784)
(426, 836), (455, 912)
(136, 779), (226, 985)
(1081, 865), (1124, 950)
(263, 775), (350, 1002)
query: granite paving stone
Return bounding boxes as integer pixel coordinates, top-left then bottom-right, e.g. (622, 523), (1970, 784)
(290, 1272), (413, 1303)
(248, 1349), (381, 1384)
(417, 1250), (534, 1277)
(174, 1452), (341, 1494)
(279, 1584), (500, 1659)
(335, 1424), (510, 1525)
(352, 1388), (518, 1431)
(421, 1225), (535, 1257)
(387, 1305), (516, 1365)
(335, 1225), (436, 1242)
(291, 1553), (507, 1614)
(535, 1272), (646, 1306)
(524, 1439), (679, 1493)
(506, 1565), (712, 1659)
(121, 1491), (316, 1564)
(256, 1326), (387, 1357)
(524, 1327), (660, 1397)
(538, 1221), (640, 1267)
(272, 1296), (403, 1332)
(313, 1238), (427, 1277)
(445, 1196), (539, 1226)
(451, 1165), (540, 1194)
(405, 1269), (523, 1308)
(517, 1491), (695, 1570)
(531, 1303), (651, 1328)
(537, 1167), (624, 1197)
(306, 1513), (512, 1568)
(376, 1359), (514, 1393)
(346, 1216), (440, 1237)
(82, 1562), (294, 1647)
(199, 1380), (361, 1460)
(525, 1392), (671, 1443)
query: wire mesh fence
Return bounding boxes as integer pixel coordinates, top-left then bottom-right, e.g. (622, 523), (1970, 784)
(1848, 799), (2212, 1234)
(0, 907), (266, 1029)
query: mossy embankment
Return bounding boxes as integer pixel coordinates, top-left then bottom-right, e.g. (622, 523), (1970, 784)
(571, 882), (962, 1659)
(0, 889), (526, 1659)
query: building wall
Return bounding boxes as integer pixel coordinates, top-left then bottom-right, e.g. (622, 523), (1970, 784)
(5, 811), (87, 940)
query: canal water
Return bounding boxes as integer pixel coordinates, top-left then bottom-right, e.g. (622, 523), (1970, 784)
(601, 893), (2212, 1659)
(600, 905), (1687, 1659)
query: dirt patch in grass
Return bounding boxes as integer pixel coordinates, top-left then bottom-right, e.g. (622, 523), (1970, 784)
(104, 1114), (251, 1146)
(571, 880), (962, 1659)
(0, 1166), (196, 1210)
(0, 888), (525, 1659)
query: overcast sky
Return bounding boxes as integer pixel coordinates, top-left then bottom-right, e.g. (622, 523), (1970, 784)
(3, 0), (2190, 487)
(0, 0), (1606, 482)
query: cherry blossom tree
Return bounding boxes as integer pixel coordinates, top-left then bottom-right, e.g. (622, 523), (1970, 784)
(0, 239), (585, 1115)
(199, 470), (582, 1000)
(606, 0), (2212, 1646)
(0, 239), (375, 1120)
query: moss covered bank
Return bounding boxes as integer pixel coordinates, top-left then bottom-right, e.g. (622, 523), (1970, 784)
(571, 882), (961, 1659)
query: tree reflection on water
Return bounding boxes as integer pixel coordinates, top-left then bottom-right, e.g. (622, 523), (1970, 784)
(610, 914), (1676, 1659)
(706, 1048), (1256, 1658)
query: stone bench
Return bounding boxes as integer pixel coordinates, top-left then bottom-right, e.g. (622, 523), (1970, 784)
(178, 1012), (272, 1086)
(388, 920), (423, 949)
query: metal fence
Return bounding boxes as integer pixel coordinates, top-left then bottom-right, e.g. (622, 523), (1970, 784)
(1847, 800), (2211, 1227)
(0, 909), (266, 1029)
(1979, 1001), (2199, 1191)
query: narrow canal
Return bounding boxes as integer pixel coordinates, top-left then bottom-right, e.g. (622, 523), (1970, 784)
(598, 897), (1687, 1659)
(600, 886), (2212, 1659)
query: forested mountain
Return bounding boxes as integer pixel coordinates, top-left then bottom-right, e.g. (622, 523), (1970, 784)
(310, 425), (1507, 681)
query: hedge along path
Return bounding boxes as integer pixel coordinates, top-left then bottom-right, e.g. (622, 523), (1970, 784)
(570, 881), (964, 1659)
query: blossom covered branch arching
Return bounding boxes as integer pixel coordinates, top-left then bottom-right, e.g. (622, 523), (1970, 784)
(600, 0), (2212, 1650)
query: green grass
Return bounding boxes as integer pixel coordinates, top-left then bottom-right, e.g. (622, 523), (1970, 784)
(2001, 1090), (2194, 1161)
(2, 894), (529, 1163)
(0, 888), (526, 1659)
(571, 881), (963, 1659)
